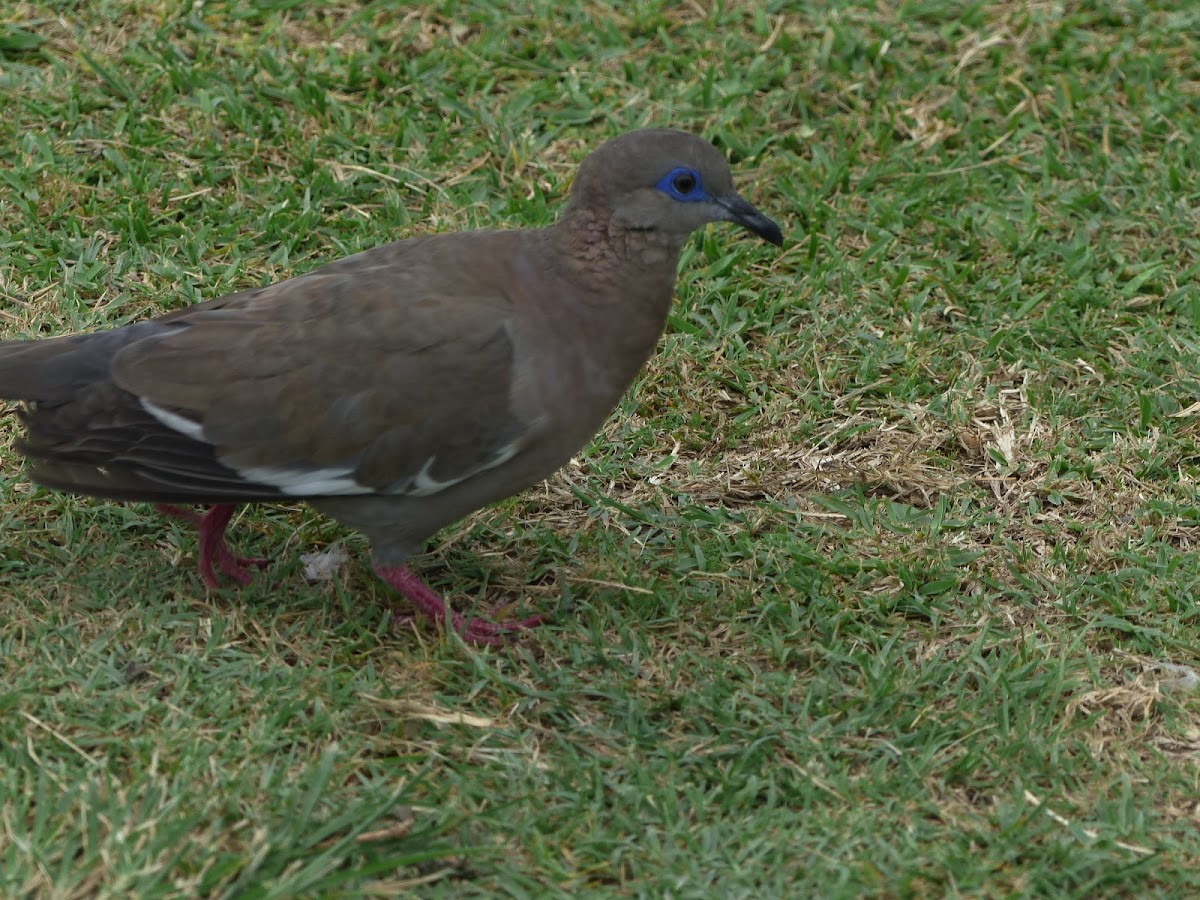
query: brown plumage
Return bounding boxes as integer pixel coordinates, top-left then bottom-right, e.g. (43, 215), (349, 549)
(0, 128), (783, 644)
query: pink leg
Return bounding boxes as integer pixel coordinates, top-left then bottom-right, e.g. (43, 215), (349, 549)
(374, 564), (547, 647)
(155, 503), (268, 588)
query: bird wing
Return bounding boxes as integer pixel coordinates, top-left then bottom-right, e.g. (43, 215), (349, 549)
(14, 240), (540, 503)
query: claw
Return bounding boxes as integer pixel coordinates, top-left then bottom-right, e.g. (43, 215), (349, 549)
(374, 564), (547, 646)
(156, 503), (267, 588)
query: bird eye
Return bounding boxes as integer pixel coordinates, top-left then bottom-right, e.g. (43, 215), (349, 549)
(655, 167), (705, 201)
(672, 172), (697, 194)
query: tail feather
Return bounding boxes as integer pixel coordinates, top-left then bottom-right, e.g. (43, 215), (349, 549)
(0, 325), (284, 503)
(0, 327), (158, 402)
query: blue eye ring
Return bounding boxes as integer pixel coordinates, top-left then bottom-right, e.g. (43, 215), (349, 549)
(655, 166), (706, 202)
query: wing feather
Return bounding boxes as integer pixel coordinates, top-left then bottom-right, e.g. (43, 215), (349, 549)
(6, 233), (544, 502)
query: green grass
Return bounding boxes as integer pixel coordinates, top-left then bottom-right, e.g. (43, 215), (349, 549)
(2, 0), (1200, 895)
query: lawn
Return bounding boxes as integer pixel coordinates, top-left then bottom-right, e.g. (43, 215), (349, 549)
(2, 0), (1200, 895)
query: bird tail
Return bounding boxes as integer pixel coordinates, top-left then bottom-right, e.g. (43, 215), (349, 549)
(0, 329), (148, 403)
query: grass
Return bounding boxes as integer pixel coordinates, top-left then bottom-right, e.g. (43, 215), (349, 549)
(2, 0), (1200, 894)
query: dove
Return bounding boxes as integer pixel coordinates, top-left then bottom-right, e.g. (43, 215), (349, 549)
(0, 128), (782, 644)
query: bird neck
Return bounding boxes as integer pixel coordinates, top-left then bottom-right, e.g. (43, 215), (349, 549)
(520, 209), (683, 399)
(550, 206), (686, 290)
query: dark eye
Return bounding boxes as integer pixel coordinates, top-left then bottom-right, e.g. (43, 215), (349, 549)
(672, 172), (697, 194)
(655, 167), (705, 201)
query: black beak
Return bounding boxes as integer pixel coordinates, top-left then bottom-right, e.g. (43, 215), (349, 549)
(716, 193), (784, 247)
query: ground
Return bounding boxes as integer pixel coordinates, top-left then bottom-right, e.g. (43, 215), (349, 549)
(2, 0), (1200, 895)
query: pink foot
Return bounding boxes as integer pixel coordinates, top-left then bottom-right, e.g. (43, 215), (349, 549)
(374, 564), (547, 647)
(155, 503), (269, 588)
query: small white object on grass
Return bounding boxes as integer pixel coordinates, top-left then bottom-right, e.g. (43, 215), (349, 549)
(1152, 661), (1200, 693)
(301, 547), (350, 583)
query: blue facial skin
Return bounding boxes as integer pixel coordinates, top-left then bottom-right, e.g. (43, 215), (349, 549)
(655, 167), (708, 202)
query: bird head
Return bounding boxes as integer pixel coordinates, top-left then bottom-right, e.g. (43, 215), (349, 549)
(568, 129), (783, 248)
